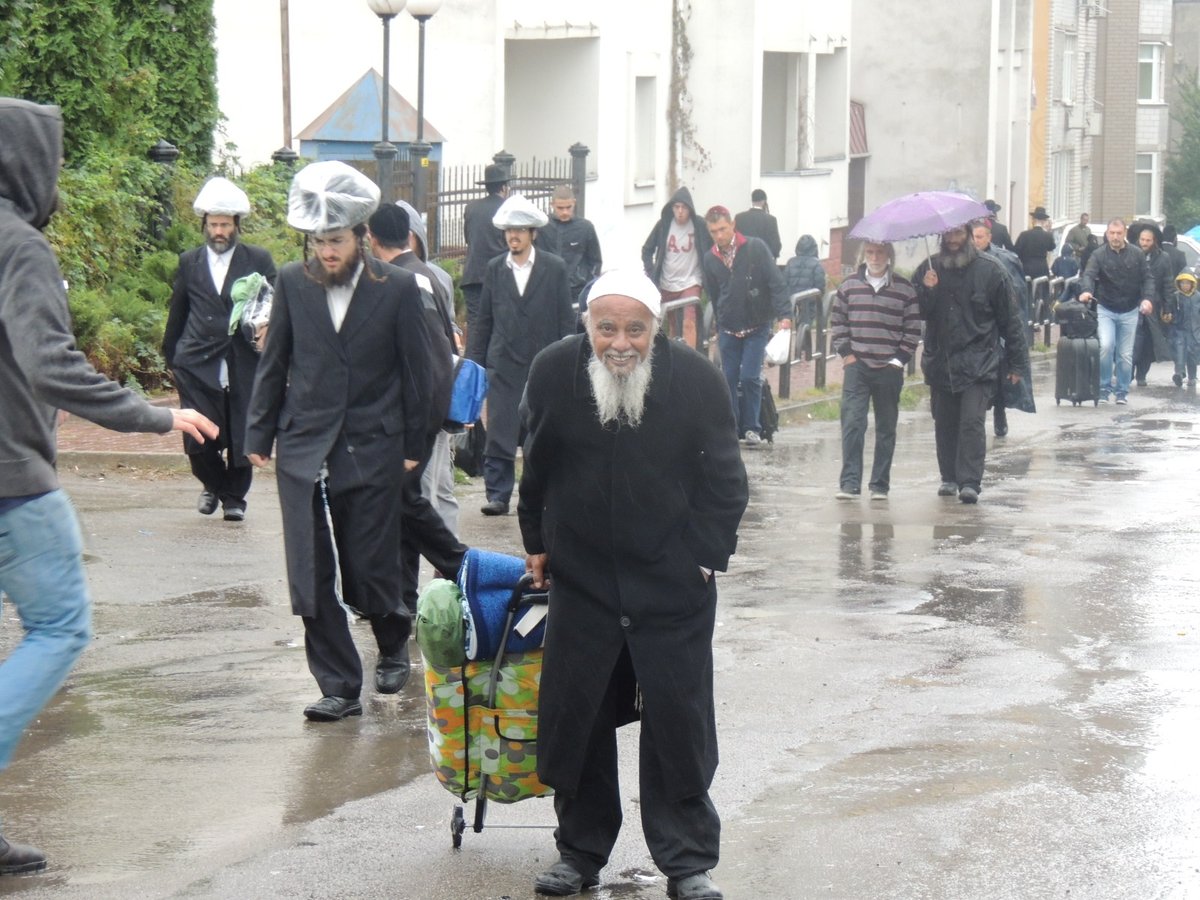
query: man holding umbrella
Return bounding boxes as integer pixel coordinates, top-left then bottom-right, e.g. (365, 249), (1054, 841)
(915, 226), (1027, 504)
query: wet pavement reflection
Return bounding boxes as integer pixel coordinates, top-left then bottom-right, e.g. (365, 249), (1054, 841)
(2, 365), (1199, 898)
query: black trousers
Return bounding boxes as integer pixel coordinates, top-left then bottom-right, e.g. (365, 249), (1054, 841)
(838, 362), (903, 494)
(930, 381), (991, 492)
(399, 432), (468, 615)
(462, 283), (483, 336)
(302, 481), (410, 699)
(552, 647), (720, 881)
(188, 387), (252, 509)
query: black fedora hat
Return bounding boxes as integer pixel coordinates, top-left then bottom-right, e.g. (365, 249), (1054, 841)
(476, 164), (509, 186)
(1030, 206), (1050, 220)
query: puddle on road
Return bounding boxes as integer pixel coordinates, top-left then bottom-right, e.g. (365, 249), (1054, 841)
(164, 586), (269, 608)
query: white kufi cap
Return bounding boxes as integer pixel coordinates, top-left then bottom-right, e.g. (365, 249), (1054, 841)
(492, 193), (549, 229)
(193, 177), (251, 217)
(585, 269), (662, 318)
(287, 161), (381, 234)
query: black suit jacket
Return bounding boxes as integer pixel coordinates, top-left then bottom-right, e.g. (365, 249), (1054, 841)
(734, 207), (782, 260)
(245, 256), (434, 616)
(163, 241), (276, 458)
(461, 192), (508, 286)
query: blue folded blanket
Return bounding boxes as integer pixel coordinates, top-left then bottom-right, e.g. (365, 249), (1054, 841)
(457, 548), (546, 661)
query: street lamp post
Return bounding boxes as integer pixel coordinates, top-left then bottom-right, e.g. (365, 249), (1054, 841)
(407, 0), (442, 218)
(367, 0), (407, 204)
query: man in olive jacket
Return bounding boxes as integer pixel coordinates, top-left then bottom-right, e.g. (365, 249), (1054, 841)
(519, 270), (748, 900)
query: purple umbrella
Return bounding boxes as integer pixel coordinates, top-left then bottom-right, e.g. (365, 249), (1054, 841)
(849, 191), (991, 242)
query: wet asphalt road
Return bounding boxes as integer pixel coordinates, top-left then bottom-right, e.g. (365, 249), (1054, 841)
(1, 361), (1199, 899)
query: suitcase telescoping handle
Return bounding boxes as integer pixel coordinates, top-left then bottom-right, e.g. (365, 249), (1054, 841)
(486, 574), (550, 707)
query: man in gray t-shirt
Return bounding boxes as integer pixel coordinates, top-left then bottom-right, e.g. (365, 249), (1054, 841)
(641, 186), (712, 349)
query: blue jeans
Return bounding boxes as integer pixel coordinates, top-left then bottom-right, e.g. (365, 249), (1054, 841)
(0, 490), (92, 770)
(1097, 305), (1139, 398)
(718, 325), (772, 436)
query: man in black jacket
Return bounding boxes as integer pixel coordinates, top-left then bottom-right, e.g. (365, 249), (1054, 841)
(1130, 221), (1175, 387)
(535, 185), (602, 306)
(163, 178), (276, 521)
(701, 206), (790, 448)
(367, 204), (467, 627)
(1078, 218), (1155, 404)
(915, 225), (1027, 504)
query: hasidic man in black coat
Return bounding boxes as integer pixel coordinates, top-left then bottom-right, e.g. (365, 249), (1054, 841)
(460, 163), (510, 334)
(467, 193), (575, 516)
(246, 162), (433, 722)
(733, 188), (782, 260)
(520, 270), (748, 900)
(162, 178), (276, 521)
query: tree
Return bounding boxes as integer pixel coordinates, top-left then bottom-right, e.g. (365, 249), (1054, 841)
(114, 0), (219, 165)
(1165, 79), (1200, 231)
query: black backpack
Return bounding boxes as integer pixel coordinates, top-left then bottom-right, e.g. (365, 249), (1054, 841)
(759, 382), (779, 443)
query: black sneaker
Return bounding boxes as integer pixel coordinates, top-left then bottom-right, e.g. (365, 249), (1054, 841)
(0, 835), (47, 875)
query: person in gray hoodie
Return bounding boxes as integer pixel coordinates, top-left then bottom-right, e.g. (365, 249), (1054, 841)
(0, 98), (216, 875)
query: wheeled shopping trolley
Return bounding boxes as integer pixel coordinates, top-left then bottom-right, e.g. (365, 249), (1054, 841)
(422, 572), (553, 847)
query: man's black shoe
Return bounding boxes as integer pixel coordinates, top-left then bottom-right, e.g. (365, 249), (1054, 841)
(303, 696), (362, 721)
(222, 503), (246, 522)
(534, 860), (599, 896)
(197, 491), (219, 515)
(481, 500), (510, 516)
(0, 835), (47, 875)
(375, 644), (411, 694)
(994, 422), (1008, 438)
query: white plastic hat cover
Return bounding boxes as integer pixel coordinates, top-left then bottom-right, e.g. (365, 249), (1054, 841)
(193, 177), (251, 217)
(585, 269), (663, 318)
(492, 193), (549, 230)
(287, 161), (381, 234)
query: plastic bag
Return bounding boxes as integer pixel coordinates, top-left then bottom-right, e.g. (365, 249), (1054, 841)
(229, 272), (274, 352)
(764, 328), (792, 366)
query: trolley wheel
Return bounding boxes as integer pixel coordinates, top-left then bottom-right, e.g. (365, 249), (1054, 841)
(451, 805), (465, 848)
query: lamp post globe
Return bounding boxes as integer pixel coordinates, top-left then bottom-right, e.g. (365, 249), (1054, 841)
(407, 0), (442, 18)
(366, 0), (406, 17)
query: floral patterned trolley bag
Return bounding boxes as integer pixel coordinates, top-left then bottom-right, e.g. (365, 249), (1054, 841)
(416, 549), (552, 847)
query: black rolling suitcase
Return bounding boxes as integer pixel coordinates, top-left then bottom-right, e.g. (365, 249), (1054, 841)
(1055, 336), (1100, 406)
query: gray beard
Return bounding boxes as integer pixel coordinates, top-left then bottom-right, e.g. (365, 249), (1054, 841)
(938, 241), (976, 270)
(587, 343), (654, 428)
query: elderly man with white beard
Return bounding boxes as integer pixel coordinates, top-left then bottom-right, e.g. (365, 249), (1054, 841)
(518, 270), (749, 900)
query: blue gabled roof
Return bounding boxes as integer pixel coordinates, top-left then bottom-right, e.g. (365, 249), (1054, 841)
(297, 69), (445, 144)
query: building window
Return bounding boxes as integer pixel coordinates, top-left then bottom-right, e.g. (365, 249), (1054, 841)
(1135, 152), (1158, 217)
(1138, 43), (1163, 103)
(632, 75), (656, 185)
(1060, 33), (1076, 105)
(761, 51), (808, 172)
(1051, 150), (1072, 216)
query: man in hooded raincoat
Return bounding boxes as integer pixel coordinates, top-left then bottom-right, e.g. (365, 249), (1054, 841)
(641, 187), (712, 348)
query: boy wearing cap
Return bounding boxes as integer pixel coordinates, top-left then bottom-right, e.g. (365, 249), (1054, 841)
(466, 194), (575, 516)
(246, 161), (434, 720)
(163, 178), (276, 521)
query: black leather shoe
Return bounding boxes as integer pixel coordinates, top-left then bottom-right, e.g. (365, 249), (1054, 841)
(197, 491), (218, 515)
(994, 422), (1008, 438)
(481, 500), (510, 516)
(222, 503), (246, 522)
(303, 696), (362, 721)
(534, 860), (599, 896)
(667, 871), (724, 900)
(374, 644), (411, 694)
(0, 834), (47, 875)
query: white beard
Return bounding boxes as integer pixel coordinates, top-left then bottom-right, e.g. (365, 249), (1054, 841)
(587, 343), (654, 428)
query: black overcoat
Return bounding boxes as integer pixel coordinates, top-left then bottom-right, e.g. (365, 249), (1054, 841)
(162, 242), (276, 462)
(466, 249), (575, 460)
(517, 333), (749, 800)
(244, 256), (432, 617)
